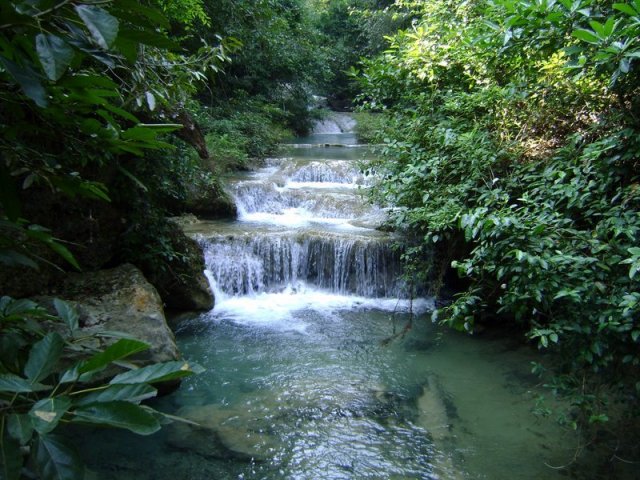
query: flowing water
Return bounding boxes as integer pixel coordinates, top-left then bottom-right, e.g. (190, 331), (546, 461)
(77, 113), (588, 479)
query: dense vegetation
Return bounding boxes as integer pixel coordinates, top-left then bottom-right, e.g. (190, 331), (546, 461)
(0, 0), (333, 477)
(353, 0), (640, 464)
(2, 0), (639, 475)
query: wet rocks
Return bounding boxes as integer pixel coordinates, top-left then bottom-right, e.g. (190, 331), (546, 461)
(167, 404), (278, 461)
(138, 220), (214, 312)
(46, 263), (180, 365)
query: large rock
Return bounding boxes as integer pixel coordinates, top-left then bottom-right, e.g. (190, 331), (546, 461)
(48, 263), (179, 365)
(183, 184), (237, 220)
(167, 403), (278, 461)
(137, 221), (214, 312)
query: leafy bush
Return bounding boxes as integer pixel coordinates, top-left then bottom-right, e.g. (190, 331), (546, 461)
(354, 0), (640, 451)
(0, 297), (201, 480)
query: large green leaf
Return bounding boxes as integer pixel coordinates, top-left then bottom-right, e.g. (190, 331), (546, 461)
(24, 332), (65, 383)
(0, 373), (49, 393)
(0, 57), (47, 107)
(72, 401), (161, 435)
(572, 28), (600, 44)
(35, 435), (84, 480)
(0, 429), (22, 480)
(35, 34), (75, 81)
(75, 5), (119, 50)
(53, 299), (79, 333)
(74, 384), (157, 406)
(79, 338), (150, 375)
(109, 361), (200, 385)
(29, 397), (72, 435)
(6, 414), (34, 445)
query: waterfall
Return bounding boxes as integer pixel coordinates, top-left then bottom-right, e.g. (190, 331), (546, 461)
(188, 113), (420, 306)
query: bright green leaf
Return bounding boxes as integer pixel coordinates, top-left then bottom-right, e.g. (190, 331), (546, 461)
(572, 29), (600, 44)
(613, 3), (639, 16)
(80, 338), (150, 375)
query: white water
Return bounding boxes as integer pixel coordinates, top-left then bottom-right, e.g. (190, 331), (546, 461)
(77, 114), (590, 480)
(185, 115), (416, 306)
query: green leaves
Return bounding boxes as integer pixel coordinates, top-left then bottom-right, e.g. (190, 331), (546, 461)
(572, 28), (600, 44)
(72, 401), (160, 435)
(35, 35), (75, 81)
(53, 299), (79, 333)
(78, 338), (150, 376)
(34, 435), (84, 480)
(74, 384), (157, 406)
(0, 374), (48, 393)
(24, 333), (65, 383)
(110, 360), (201, 385)
(29, 397), (72, 435)
(0, 57), (47, 107)
(74, 5), (119, 50)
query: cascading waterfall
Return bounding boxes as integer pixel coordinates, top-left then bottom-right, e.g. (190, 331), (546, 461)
(78, 113), (580, 480)
(189, 115), (417, 304)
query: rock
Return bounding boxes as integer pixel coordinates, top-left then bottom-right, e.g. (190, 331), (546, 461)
(48, 263), (180, 366)
(183, 184), (237, 220)
(167, 404), (278, 461)
(138, 221), (214, 312)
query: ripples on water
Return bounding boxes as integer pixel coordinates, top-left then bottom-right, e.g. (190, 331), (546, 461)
(74, 115), (586, 480)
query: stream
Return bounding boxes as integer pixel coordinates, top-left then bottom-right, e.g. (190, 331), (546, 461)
(78, 113), (585, 479)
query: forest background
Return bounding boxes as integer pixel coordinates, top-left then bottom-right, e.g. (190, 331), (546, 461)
(0, 0), (638, 477)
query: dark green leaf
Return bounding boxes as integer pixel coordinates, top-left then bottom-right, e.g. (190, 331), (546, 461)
(109, 361), (199, 385)
(0, 164), (21, 221)
(35, 34), (74, 81)
(47, 240), (80, 271)
(74, 384), (157, 406)
(0, 429), (22, 480)
(75, 5), (119, 50)
(72, 401), (160, 435)
(24, 332), (65, 383)
(35, 435), (84, 480)
(0, 57), (47, 107)
(80, 338), (150, 375)
(29, 397), (72, 435)
(53, 299), (79, 333)
(7, 414), (34, 445)
(0, 249), (38, 269)
(0, 373), (49, 393)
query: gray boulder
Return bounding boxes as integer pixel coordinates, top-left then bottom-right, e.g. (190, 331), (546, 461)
(48, 263), (180, 365)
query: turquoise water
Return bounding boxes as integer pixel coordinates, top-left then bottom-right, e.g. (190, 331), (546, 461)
(76, 305), (584, 480)
(73, 119), (591, 479)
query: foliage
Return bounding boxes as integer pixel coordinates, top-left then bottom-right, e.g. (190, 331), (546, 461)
(355, 0), (640, 452)
(0, 296), (201, 480)
(0, 0), (228, 270)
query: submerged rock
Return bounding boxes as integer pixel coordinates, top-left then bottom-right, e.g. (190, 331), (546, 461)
(46, 263), (180, 365)
(167, 404), (278, 461)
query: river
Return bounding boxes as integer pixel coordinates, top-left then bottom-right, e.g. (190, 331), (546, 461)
(77, 113), (586, 479)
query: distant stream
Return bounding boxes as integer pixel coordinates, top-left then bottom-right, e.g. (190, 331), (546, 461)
(77, 113), (583, 480)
